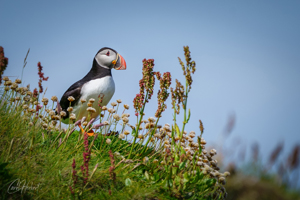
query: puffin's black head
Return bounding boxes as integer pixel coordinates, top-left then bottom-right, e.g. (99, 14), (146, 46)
(94, 47), (126, 70)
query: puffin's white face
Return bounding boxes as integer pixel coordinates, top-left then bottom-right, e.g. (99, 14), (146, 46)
(94, 48), (118, 69)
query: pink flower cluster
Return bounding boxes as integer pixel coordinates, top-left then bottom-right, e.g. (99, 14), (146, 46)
(37, 62), (49, 94)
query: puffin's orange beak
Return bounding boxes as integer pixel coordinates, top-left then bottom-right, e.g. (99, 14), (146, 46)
(115, 54), (126, 70)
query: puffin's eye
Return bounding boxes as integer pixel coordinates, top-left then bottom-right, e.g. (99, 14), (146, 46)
(106, 51), (110, 56)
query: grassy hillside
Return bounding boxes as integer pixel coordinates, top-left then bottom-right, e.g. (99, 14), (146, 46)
(0, 46), (228, 199)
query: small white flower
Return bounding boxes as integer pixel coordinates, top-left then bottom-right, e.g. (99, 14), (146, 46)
(60, 111), (66, 117)
(51, 96), (58, 102)
(107, 108), (116, 113)
(87, 107), (96, 113)
(89, 98), (95, 103)
(113, 114), (120, 121)
(118, 133), (125, 139)
(67, 107), (73, 112)
(67, 96), (75, 102)
(106, 138), (112, 145)
(69, 113), (76, 121)
(123, 104), (129, 109)
(143, 157), (149, 164)
(122, 117), (129, 124)
(123, 130), (130, 135)
(148, 117), (155, 122)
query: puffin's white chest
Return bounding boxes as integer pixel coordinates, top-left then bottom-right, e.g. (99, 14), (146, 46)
(81, 76), (115, 101)
(73, 76), (115, 120)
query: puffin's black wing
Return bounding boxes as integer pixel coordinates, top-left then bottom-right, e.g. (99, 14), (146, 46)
(59, 81), (83, 115)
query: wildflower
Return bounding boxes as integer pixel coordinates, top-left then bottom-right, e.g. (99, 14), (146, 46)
(201, 138), (206, 145)
(15, 79), (21, 84)
(124, 159), (134, 164)
(25, 90), (32, 96)
(97, 94), (104, 107)
(111, 102), (117, 107)
(123, 104), (129, 109)
(89, 98), (95, 103)
(41, 97), (49, 105)
(32, 88), (38, 98)
(28, 122), (34, 126)
(22, 105), (29, 110)
(87, 102), (93, 107)
(42, 123), (48, 129)
(223, 171), (230, 177)
(67, 107), (73, 112)
(37, 62), (49, 93)
(82, 121), (88, 126)
(106, 139), (112, 145)
(4, 86), (9, 91)
(113, 114), (120, 121)
(219, 177), (226, 185)
(70, 113), (76, 121)
(189, 131), (196, 138)
(60, 111), (67, 117)
(68, 96), (75, 102)
(49, 110), (55, 116)
(145, 123), (150, 129)
(210, 149), (217, 156)
(148, 117), (155, 123)
(0, 47), (8, 85)
(103, 121), (109, 125)
(87, 107), (96, 113)
(138, 134), (144, 139)
(10, 83), (18, 90)
(87, 118), (95, 127)
(154, 72), (172, 118)
(199, 120), (204, 134)
(2, 76), (9, 81)
(51, 96), (58, 102)
(93, 123), (104, 129)
(81, 116), (86, 123)
(128, 124), (135, 129)
(143, 157), (149, 164)
(55, 115), (61, 120)
(122, 113), (130, 118)
(80, 98), (86, 103)
(118, 133), (125, 139)
(101, 106), (107, 111)
(122, 117), (129, 124)
(153, 159), (158, 164)
(114, 152), (120, 157)
(107, 108), (116, 113)
(123, 130), (130, 135)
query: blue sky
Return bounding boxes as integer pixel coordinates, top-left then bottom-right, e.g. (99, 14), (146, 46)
(1, 1), (300, 166)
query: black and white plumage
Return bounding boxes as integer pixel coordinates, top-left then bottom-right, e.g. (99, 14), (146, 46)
(59, 47), (126, 124)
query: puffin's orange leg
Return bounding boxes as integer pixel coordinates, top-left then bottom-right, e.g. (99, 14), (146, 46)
(78, 124), (95, 136)
(86, 129), (95, 136)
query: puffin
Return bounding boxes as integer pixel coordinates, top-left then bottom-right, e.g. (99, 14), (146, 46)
(58, 47), (126, 131)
